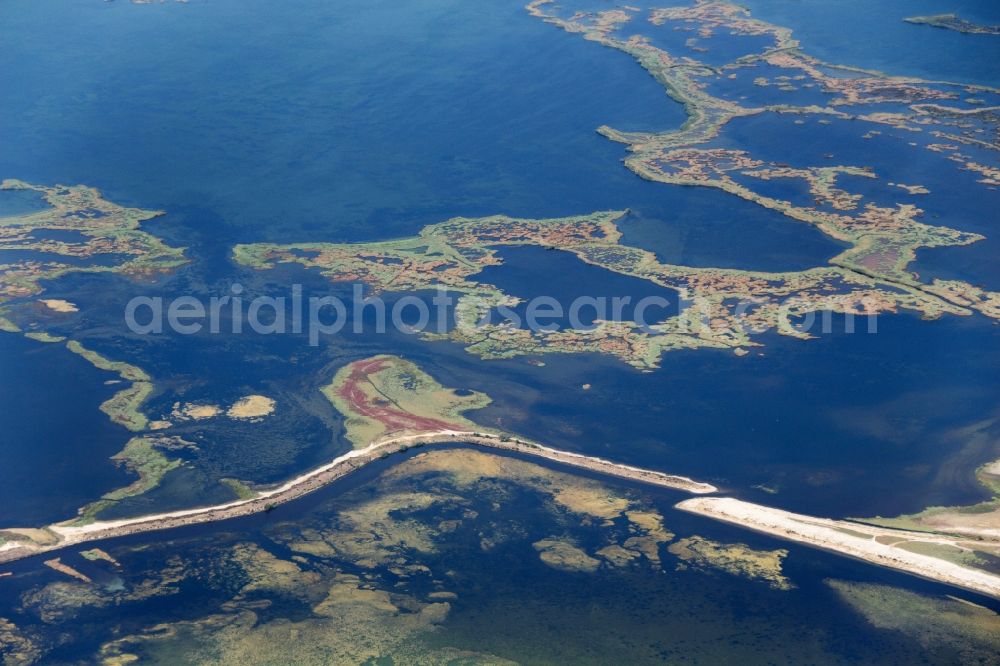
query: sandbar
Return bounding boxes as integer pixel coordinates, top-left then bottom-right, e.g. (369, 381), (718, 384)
(676, 497), (1000, 599)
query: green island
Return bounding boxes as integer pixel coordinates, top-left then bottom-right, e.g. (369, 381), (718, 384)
(0, 177), (186, 438)
(531, 0), (1000, 284)
(322, 354), (493, 448)
(65, 341), (153, 432)
(904, 14), (1000, 36)
(528, 0), (998, 169)
(22, 331), (66, 343)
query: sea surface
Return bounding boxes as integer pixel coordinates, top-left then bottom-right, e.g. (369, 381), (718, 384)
(0, 0), (998, 662)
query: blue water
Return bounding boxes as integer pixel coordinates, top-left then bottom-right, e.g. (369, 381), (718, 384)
(0, 0), (847, 269)
(618, 205), (846, 271)
(710, 110), (1000, 287)
(478, 245), (683, 330)
(0, 0), (850, 525)
(0, 0), (993, 523)
(0, 335), (132, 524)
(452, 311), (1000, 517)
(0, 189), (48, 218)
(740, 0), (1000, 86)
(0, 0), (685, 244)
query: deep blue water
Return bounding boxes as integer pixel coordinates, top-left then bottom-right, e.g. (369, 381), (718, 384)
(618, 205), (846, 271)
(0, 188), (47, 217)
(0, 0), (994, 527)
(0, 335), (132, 524)
(0, 0), (685, 243)
(430, 310), (1000, 518)
(478, 245), (683, 329)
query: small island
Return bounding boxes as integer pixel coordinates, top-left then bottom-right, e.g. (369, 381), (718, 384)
(904, 14), (1000, 36)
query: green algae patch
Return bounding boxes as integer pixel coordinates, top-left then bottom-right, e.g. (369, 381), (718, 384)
(65, 341), (152, 432)
(64, 341), (150, 383)
(0, 314), (21, 333)
(668, 535), (793, 590)
(0, 618), (41, 665)
(90, 448), (673, 664)
(377, 449), (675, 569)
(827, 580), (1000, 662)
(225, 394), (276, 420)
(21, 557), (189, 625)
(79, 548), (120, 567)
(14, 448), (679, 663)
(71, 436), (193, 525)
(533, 537), (602, 573)
(860, 421), (1000, 563)
(22, 331), (65, 343)
(38, 299), (78, 313)
(220, 478), (258, 501)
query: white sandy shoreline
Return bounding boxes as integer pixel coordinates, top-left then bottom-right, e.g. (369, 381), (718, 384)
(676, 497), (1000, 600)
